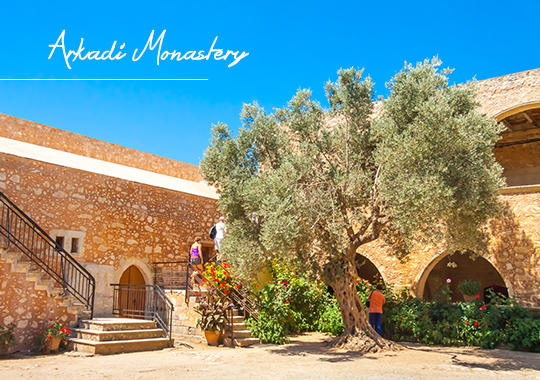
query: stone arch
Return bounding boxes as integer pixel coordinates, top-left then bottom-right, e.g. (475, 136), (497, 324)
(114, 257), (153, 285)
(494, 101), (540, 121)
(494, 102), (540, 187)
(355, 254), (385, 285)
(413, 251), (513, 302)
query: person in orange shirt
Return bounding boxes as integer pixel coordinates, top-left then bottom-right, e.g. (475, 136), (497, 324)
(368, 284), (386, 336)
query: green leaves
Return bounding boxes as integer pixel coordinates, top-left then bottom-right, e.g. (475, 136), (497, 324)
(373, 58), (504, 252)
(200, 59), (505, 327)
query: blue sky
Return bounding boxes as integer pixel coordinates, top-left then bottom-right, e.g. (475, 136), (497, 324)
(0, 0), (538, 166)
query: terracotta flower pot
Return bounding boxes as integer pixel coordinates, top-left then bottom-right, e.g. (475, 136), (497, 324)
(462, 294), (475, 303)
(48, 336), (62, 351)
(204, 330), (220, 346)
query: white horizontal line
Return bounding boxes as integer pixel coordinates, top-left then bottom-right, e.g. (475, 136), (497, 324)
(0, 78), (208, 81)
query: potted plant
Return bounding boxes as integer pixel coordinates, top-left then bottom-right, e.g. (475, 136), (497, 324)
(458, 280), (482, 302)
(0, 323), (16, 356)
(36, 319), (71, 354)
(194, 287), (232, 346)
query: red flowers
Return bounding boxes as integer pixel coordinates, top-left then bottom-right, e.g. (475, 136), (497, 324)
(464, 321), (468, 325)
(356, 279), (360, 283)
(476, 295), (480, 299)
(236, 284), (241, 289)
(474, 322), (479, 326)
(224, 290), (228, 294)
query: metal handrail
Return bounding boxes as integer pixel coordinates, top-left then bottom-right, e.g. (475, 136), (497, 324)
(0, 191), (95, 318)
(110, 283), (174, 345)
(207, 258), (260, 320)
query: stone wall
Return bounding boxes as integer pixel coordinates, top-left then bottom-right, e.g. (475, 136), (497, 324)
(166, 291), (205, 342)
(0, 262), (77, 352)
(0, 113), (203, 182)
(357, 189), (540, 307)
(0, 151), (220, 318)
(475, 68), (540, 119)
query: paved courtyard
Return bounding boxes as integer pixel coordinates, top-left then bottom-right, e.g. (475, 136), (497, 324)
(1, 333), (540, 380)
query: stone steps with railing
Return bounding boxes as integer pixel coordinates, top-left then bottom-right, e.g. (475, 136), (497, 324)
(0, 238), (88, 318)
(227, 310), (260, 347)
(69, 318), (172, 355)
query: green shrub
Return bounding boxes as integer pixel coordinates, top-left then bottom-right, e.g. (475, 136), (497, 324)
(0, 323), (16, 355)
(457, 280), (482, 296)
(315, 297), (345, 336)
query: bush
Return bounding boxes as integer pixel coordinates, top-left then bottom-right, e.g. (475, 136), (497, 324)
(457, 280), (482, 296)
(382, 289), (540, 352)
(246, 264), (329, 344)
(315, 297), (344, 336)
(0, 323), (16, 355)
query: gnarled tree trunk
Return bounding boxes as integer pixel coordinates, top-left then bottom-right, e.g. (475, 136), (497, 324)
(326, 254), (400, 353)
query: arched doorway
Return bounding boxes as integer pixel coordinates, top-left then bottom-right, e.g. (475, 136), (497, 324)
(118, 265), (147, 318)
(419, 253), (508, 302)
(495, 103), (540, 187)
(355, 255), (385, 285)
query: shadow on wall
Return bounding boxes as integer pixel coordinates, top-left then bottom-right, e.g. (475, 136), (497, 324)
(488, 202), (539, 306)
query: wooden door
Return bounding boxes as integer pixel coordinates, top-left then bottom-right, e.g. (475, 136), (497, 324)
(118, 265), (146, 318)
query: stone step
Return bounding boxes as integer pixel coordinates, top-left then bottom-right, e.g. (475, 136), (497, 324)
(69, 337), (171, 355)
(230, 330), (253, 339)
(234, 337), (260, 347)
(80, 318), (158, 331)
(232, 315), (245, 322)
(72, 328), (165, 341)
(35, 278), (56, 292)
(2, 250), (22, 263)
(26, 270), (43, 281)
(232, 322), (248, 331)
(13, 260), (33, 273)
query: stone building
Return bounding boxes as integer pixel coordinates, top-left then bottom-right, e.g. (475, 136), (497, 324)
(0, 114), (220, 349)
(357, 68), (540, 307)
(0, 67), (538, 351)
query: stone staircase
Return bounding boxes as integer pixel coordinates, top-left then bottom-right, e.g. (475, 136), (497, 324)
(0, 238), (88, 317)
(229, 308), (260, 347)
(165, 288), (260, 347)
(186, 288), (260, 347)
(69, 318), (172, 355)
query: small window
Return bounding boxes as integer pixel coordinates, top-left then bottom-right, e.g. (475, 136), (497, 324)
(55, 236), (65, 249)
(71, 238), (79, 254)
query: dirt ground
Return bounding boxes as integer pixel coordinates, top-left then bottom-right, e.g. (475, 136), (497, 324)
(1, 333), (540, 380)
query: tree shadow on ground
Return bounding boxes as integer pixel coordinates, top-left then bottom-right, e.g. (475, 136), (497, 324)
(266, 333), (393, 363)
(404, 342), (540, 371)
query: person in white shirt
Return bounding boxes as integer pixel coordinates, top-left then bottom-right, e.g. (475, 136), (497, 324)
(214, 216), (227, 254)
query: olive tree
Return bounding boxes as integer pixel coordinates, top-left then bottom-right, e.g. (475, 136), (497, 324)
(200, 58), (504, 352)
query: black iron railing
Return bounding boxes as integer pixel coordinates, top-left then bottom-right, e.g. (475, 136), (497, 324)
(111, 283), (174, 345)
(205, 258), (259, 320)
(0, 191), (95, 318)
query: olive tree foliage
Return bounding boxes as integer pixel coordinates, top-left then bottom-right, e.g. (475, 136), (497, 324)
(201, 58), (504, 351)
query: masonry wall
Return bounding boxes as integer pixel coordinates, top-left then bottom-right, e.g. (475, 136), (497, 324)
(0, 152), (220, 318)
(475, 68), (540, 118)
(0, 113), (203, 182)
(0, 262), (77, 351)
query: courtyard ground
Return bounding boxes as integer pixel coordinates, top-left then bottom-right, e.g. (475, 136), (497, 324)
(1, 333), (540, 380)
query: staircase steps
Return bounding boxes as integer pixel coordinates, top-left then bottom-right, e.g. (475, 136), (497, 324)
(226, 309), (259, 347)
(69, 318), (172, 355)
(0, 244), (85, 318)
